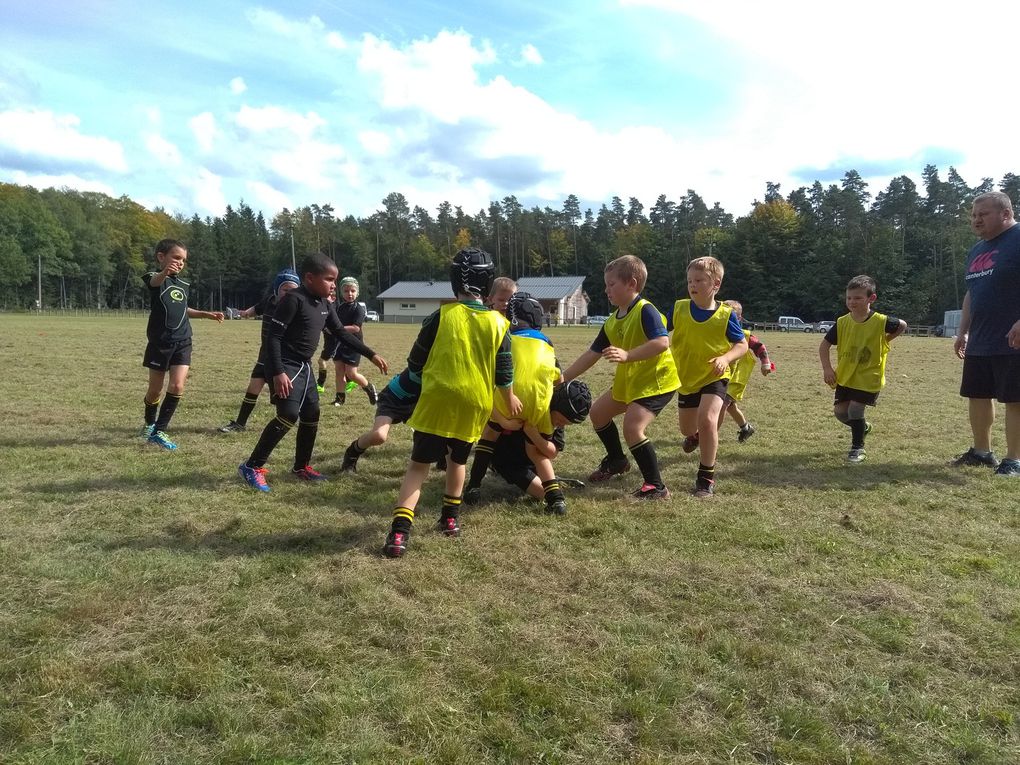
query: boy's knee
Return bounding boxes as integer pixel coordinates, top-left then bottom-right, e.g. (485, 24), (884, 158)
(366, 429), (388, 446)
(166, 382), (185, 396)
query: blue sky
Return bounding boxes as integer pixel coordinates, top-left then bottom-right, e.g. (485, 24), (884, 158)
(2, 0), (1017, 221)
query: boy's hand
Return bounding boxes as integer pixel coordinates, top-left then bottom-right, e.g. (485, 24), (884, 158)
(602, 346), (628, 363)
(707, 356), (728, 376)
(508, 392), (523, 417)
(210, 311), (224, 323)
(164, 260), (183, 276)
(823, 368), (836, 387)
(273, 372), (292, 399)
(371, 354), (389, 374)
(760, 361), (774, 376)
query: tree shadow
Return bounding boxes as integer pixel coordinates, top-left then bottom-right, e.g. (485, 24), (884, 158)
(104, 517), (377, 558)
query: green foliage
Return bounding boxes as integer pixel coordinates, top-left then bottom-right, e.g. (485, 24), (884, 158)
(1, 163), (1017, 322)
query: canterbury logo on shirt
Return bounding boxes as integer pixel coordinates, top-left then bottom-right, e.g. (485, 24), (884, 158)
(967, 249), (996, 278)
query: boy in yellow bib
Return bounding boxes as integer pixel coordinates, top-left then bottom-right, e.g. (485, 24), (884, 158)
(669, 257), (748, 497)
(719, 300), (774, 442)
(383, 248), (522, 558)
(561, 255), (679, 500)
(819, 275), (907, 463)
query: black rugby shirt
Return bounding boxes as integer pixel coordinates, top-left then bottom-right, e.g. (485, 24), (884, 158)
(265, 286), (375, 378)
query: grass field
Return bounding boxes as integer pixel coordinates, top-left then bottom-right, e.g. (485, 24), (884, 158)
(1, 314), (1018, 764)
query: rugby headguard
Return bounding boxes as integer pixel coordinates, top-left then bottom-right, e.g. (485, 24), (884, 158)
(507, 292), (544, 330)
(340, 276), (359, 290)
(450, 247), (495, 300)
(272, 268), (301, 299)
(550, 380), (592, 424)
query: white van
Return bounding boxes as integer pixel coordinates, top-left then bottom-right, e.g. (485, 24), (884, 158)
(777, 316), (808, 331)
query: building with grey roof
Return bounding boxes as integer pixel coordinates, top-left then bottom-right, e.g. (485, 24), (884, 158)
(377, 276), (589, 324)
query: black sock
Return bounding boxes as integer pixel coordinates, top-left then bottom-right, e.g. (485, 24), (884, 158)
(468, 439), (496, 488)
(392, 507), (414, 534)
(849, 419), (866, 449)
(595, 421), (626, 463)
(440, 494), (462, 521)
(154, 393), (181, 432)
(293, 420), (318, 470)
(629, 438), (664, 489)
(236, 393), (258, 426)
(248, 416), (293, 468)
(317, 369), (327, 387)
(696, 463), (716, 490)
(144, 398), (159, 426)
(542, 479), (564, 506)
(347, 438), (367, 457)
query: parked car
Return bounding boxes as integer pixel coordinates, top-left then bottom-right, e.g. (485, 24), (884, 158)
(777, 316), (809, 331)
(586, 315), (608, 325)
(365, 310), (380, 322)
(814, 320), (835, 334)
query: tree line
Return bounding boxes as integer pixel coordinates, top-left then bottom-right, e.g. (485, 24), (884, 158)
(1, 164), (1017, 324)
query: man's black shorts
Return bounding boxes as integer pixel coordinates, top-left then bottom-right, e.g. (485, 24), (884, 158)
(334, 347), (362, 366)
(834, 385), (879, 406)
(960, 355), (1020, 403)
(143, 339), (192, 371)
(375, 386), (416, 425)
(677, 379), (728, 409)
(411, 431), (473, 465)
(631, 389), (676, 415)
(250, 361), (266, 380)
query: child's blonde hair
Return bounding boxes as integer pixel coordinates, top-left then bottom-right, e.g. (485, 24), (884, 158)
(605, 254), (647, 292)
(688, 256), (725, 282)
(723, 299), (743, 318)
(491, 276), (517, 296)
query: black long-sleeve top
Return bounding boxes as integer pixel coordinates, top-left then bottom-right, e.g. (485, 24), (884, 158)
(265, 286), (375, 377)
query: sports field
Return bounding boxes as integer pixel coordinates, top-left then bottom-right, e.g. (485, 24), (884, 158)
(1, 315), (1018, 764)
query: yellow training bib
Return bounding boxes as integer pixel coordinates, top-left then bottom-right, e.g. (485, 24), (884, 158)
(603, 297), (679, 403)
(835, 312), (889, 393)
(727, 330), (755, 401)
(494, 332), (559, 434)
(670, 299), (735, 395)
(408, 303), (509, 442)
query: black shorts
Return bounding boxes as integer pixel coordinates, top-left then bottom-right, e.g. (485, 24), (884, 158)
(269, 360), (317, 408)
(834, 385), (879, 406)
(632, 389), (676, 415)
(960, 355), (1020, 403)
(319, 334), (340, 360)
(677, 380), (729, 409)
(143, 339), (192, 371)
(334, 348), (362, 366)
(493, 463), (536, 492)
(250, 361), (266, 380)
(375, 386), (416, 425)
(411, 431), (473, 465)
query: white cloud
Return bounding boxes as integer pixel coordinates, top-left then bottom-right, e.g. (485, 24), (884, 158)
(229, 77), (247, 94)
(186, 168), (227, 216)
(144, 133), (182, 166)
(235, 105), (326, 138)
(358, 130), (391, 156)
(0, 109), (127, 173)
(189, 112), (217, 153)
(268, 141), (347, 190)
(247, 180), (292, 212)
(326, 31), (346, 50)
(246, 8), (348, 53)
(519, 44), (543, 66)
(7, 170), (114, 195)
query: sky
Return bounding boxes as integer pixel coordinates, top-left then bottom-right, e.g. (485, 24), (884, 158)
(2, 0), (1018, 222)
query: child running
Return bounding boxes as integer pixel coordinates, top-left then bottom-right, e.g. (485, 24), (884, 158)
(670, 257), (748, 497)
(718, 299), (774, 442)
(561, 254), (679, 500)
(819, 274), (906, 463)
(219, 268), (301, 433)
(238, 253), (388, 491)
(327, 276), (377, 407)
(141, 238), (224, 450)
(382, 248), (521, 558)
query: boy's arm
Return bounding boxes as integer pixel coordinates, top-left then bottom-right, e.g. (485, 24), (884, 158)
(523, 423), (557, 459)
(147, 260), (182, 288)
(561, 349), (601, 382)
(819, 338), (836, 386)
(602, 335), (669, 363)
(187, 308), (224, 322)
(886, 317), (907, 341)
(266, 294), (299, 397)
(707, 338), (748, 376)
(493, 330), (522, 416)
(326, 304), (387, 373)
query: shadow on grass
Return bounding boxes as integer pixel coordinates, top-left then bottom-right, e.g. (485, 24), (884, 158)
(31, 470), (227, 494)
(104, 517), (376, 557)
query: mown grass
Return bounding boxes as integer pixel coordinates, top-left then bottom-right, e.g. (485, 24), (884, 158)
(0, 314), (1018, 764)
